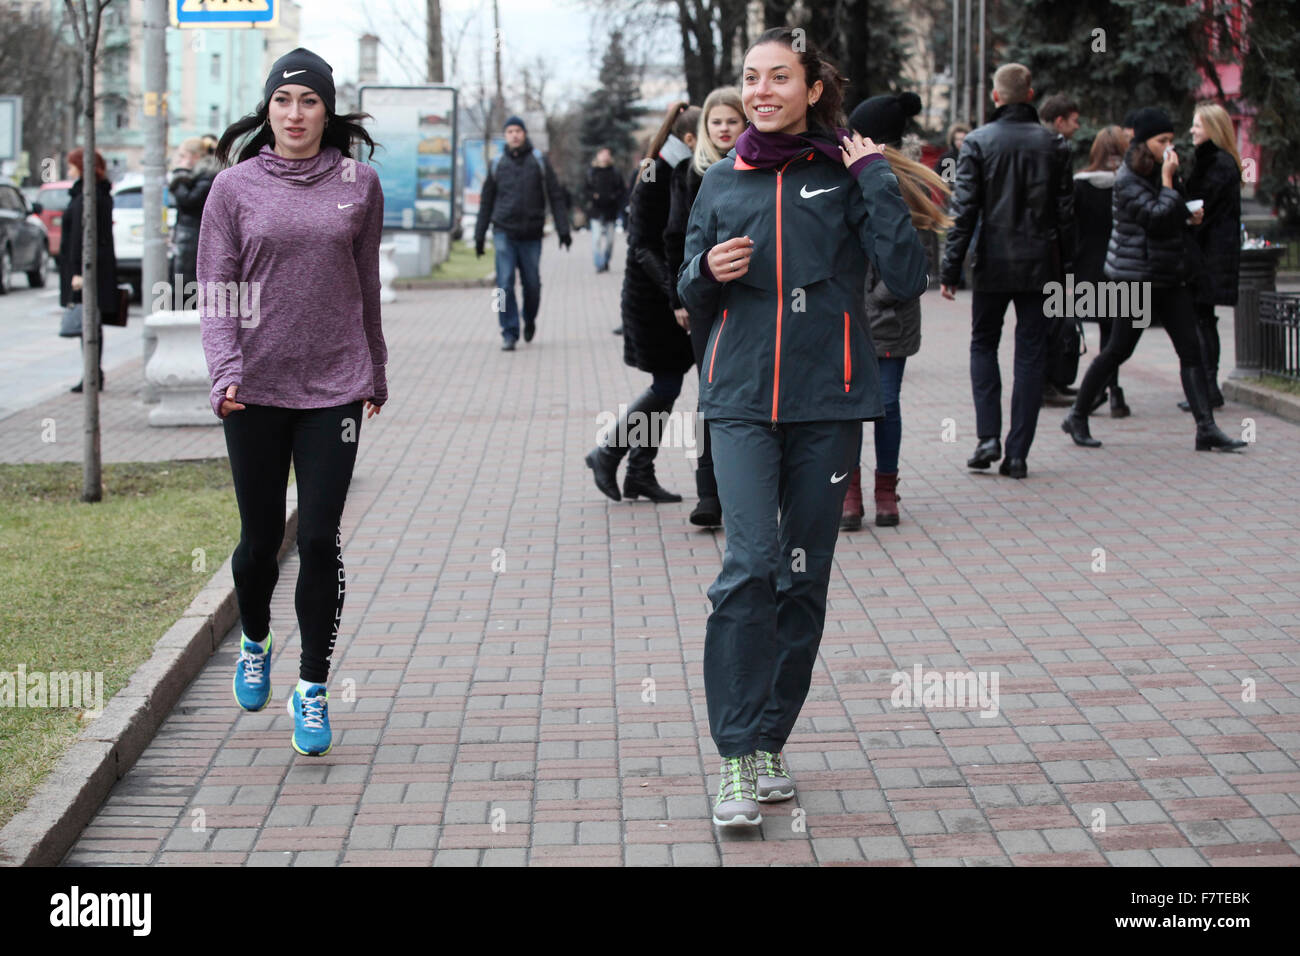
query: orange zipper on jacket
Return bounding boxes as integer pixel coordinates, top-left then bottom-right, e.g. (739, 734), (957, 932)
(771, 157), (799, 423)
(843, 312), (851, 392)
(708, 309), (727, 383)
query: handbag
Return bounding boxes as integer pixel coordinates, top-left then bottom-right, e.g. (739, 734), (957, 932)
(1045, 313), (1085, 390)
(103, 283), (131, 327)
(59, 303), (83, 338)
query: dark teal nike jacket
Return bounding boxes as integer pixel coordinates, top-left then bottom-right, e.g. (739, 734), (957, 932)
(677, 145), (928, 424)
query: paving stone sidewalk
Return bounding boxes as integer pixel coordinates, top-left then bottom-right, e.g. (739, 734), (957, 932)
(14, 236), (1297, 866)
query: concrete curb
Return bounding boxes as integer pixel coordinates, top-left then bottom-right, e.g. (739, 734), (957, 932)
(1222, 378), (1300, 426)
(0, 486), (299, 867)
(395, 276), (494, 290)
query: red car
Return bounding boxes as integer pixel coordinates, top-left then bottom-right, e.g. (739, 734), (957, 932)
(37, 180), (75, 256)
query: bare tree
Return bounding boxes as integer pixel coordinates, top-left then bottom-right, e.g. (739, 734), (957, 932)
(63, 0), (112, 503)
(0, 5), (79, 183)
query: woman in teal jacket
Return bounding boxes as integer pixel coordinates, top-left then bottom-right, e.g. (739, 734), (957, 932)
(678, 27), (928, 828)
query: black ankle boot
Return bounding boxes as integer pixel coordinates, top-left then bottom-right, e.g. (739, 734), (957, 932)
(621, 388), (683, 502)
(689, 465), (721, 526)
(1109, 384), (1130, 418)
(1182, 367), (1245, 452)
(585, 445), (623, 500)
(1061, 408), (1101, 447)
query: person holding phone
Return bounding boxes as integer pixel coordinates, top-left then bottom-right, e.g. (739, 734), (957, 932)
(200, 47), (388, 756)
(1061, 107), (1245, 452)
(678, 27), (928, 827)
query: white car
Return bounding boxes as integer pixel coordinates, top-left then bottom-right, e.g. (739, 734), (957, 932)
(111, 179), (176, 301)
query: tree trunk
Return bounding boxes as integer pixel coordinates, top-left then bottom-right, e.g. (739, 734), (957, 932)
(426, 0), (443, 83)
(79, 5), (102, 503)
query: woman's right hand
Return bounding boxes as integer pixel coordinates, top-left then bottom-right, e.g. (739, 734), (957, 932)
(71, 274), (83, 291)
(1162, 147), (1179, 186)
(218, 384), (245, 418)
(707, 236), (753, 282)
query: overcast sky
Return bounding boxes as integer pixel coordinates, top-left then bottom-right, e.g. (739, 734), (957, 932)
(297, 0), (678, 108)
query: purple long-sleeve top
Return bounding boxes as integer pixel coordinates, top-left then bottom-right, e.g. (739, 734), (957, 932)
(198, 145), (388, 418)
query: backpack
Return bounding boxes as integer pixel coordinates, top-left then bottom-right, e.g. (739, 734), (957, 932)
(491, 147), (546, 180)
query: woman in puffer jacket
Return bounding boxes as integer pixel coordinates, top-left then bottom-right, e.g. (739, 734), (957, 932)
(169, 137), (222, 291)
(1061, 107), (1245, 453)
(839, 91), (951, 530)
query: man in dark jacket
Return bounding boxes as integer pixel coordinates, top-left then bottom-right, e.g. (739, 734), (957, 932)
(940, 63), (1074, 479)
(474, 115), (572, 350)
(584, 147), (626, 273)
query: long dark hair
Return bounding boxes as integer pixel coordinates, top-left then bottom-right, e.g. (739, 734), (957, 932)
(632, 101), (700, 193)
(744, 27), (847, 132)
(216, 102), (379, 165)
(1125, 137), (1159, 180)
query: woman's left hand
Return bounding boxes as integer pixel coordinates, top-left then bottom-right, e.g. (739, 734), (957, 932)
(1188, 208), (1204, 226)
(71, 275), (83, 291)
(365, 400), (382, 419)
(840, 132), (885, 169)
(674, 307), (690, 330)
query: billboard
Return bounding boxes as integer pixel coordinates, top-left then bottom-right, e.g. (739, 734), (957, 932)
(460, 137), (505, 217)
(358, 85), (458, 232)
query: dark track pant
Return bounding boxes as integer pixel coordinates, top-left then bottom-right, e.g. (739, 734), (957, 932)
(704, 418), (861, 758)
(970, 290), (1049, 460)
(223, 401), (363, 683)
(687, 312), (715, 485)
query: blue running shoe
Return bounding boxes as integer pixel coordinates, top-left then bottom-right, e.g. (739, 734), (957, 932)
(287, 684), (332, 756)
(233, 631), (273, 711)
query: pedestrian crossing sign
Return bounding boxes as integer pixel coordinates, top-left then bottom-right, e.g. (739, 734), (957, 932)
(172, 0), (279, 29)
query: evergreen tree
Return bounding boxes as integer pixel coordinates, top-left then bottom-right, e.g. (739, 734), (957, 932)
(579, 31), (642, 167)
(1239, 0), (1300, 207)
(1002, 0), (1203, 128)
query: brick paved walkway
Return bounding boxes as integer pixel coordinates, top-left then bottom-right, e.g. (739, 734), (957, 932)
(24, 237), (1298, 866)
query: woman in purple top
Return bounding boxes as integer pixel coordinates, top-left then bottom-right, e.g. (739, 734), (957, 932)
(199, 48), (387, 756)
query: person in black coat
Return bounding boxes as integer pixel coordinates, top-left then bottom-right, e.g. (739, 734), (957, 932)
(586, 102), (699, 504)
(663, 86), (746, 527)
(584, 147), (627, 273)
(169, 137), (222, 291)
(1073, 124), (1132, 417)
(940, 63), (1076, 479)
(1061, 107), (1245, 452)
(1180, 102), (1242, 411)
(58, 147), (118, 393)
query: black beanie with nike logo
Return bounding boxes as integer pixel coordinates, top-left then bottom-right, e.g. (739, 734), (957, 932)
(265, 47), (336, 115)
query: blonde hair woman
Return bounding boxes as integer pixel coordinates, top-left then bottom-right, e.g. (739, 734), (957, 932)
(666, 86), (748, 526)
(1180, 102), (1242, 411)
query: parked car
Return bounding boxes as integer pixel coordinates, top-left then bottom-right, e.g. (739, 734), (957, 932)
(36, 180), (75, 256)
(0, 183), (51, 293)
(111, 180), (176, 301)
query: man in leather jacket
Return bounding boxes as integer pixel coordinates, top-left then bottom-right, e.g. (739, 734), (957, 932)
(940, 63), (1075, 479)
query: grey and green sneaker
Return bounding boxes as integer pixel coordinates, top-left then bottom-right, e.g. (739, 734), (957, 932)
(754, 749), (795, 802)
(712, 755), (762, 827)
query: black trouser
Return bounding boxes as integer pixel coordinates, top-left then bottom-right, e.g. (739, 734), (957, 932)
(1074, 284), (1201, 413)
(687, 312), (715, 493)
(970, 290), (1049, 460)
(223, 401), (363, 684)
(1193, 302), (1221, 374)
(704, 418), (860, 757)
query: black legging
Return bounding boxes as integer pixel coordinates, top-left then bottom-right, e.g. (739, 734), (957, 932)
(1075, 284), (1201, 413)
(223, 401), (363, 684)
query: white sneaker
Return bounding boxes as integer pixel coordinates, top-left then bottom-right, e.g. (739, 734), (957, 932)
(754, 749), (795, 802)
(712, 755), (762, 827)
